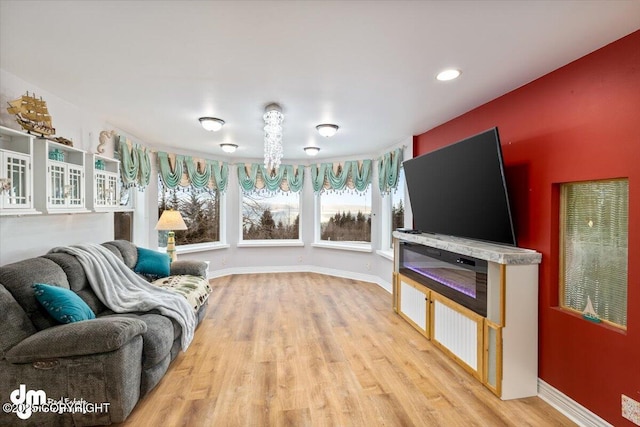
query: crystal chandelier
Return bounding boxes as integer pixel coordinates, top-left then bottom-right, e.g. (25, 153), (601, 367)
(263, 103), (284, 170)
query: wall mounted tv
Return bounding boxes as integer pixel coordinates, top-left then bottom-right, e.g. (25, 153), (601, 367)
(403, 127), (517, 246)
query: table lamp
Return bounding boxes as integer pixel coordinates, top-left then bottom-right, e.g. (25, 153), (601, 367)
(155, 209), (188, 262)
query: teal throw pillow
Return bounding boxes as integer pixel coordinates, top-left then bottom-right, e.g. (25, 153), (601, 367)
(134, 247), (170, 278)
(32, 283), (96, 324)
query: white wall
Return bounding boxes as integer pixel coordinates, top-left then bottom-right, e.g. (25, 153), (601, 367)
(0, 68), (410, 292)
(0, 69), (115, 265)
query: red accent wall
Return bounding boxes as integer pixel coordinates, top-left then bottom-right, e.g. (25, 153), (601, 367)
(414, 30), (640, 425)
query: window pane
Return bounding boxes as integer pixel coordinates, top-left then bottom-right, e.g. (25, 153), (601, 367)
(390, 168), (406, 246)
(320, 186), (371, 243)
(158, 176), (220, 246)
(560, 179), (628, 327)
(242, 191), (300, 240)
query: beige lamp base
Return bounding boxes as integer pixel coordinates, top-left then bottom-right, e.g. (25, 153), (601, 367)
(166, 231), (177, 262)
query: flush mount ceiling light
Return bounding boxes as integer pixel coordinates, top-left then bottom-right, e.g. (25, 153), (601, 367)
(263, 103), (284, 170)
(304, 146), (320, 156)
(220, 143), (238, 153)
(436, 69), (461, 81)
(199, 117), (225, 131)
(316, 124), (339, 138)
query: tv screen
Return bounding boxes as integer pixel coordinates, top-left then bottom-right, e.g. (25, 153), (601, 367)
(403, 127), (517, 246)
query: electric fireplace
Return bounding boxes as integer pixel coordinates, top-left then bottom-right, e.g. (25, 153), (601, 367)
(399, 242), (488, 316)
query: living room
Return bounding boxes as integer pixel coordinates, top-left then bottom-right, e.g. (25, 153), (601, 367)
(1, 1), (639, 426)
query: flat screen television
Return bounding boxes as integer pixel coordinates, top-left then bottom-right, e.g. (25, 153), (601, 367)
(403, 127), (517, 246)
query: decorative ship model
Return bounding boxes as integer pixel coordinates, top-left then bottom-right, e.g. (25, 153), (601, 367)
(6, 92), (73, 145)
(582, 295), (601, 323)
(6, 91), (56, 137)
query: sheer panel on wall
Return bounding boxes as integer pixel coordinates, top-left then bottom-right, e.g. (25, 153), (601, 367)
(560, 178), (628, 328)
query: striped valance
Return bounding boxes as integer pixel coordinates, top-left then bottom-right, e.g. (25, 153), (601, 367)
(118, 136), (151, 189)
(157, 151), (229, 193)
(237, 163), (304, 193)
(378, 147), (403, 195)
(310, 160), (372, 193)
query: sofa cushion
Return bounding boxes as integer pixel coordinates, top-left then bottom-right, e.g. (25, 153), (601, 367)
(5, 317), (147, 363)
(102, 240), (138, 269)
(101, 313), (174, 368)
(0, 257), (70, 330)
(134, 248), (170, 280)
(43, 252), (108, 315)
(43, 252), (90, 292)
(140, 353), (171, 397)
(0, 284), (37, 356)
(151, 275), (212, 311)
(170, 260), (208, 278)
(33, 284), (96, 324)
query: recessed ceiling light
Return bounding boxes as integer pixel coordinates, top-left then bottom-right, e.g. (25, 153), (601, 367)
(316, 124), (339, 137)
(199, 117), (225, 131)
(436, 69), (461, 81)
(304, 146), (320, 156)
(220, 143), (238, 153)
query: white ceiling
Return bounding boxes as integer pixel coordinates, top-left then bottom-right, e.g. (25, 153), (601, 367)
(1, 1), (639, 161)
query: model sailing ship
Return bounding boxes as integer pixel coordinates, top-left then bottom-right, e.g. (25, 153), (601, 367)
(582, 295), (601, 323)
(6, 92), (73, 145)
(6, 91), (55, 136)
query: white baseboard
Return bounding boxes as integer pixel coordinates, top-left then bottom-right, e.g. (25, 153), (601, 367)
(208, 264), (392, 293)
(538, 379), (612, 427)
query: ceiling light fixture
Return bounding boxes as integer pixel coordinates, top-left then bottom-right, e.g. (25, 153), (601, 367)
(220, 143), (238, 153)
(436, 69), (461, 81)
(304, 146), (320, 156)
(263, 103), (284, 170)
(199, 117), (225, 131)
(316, 124), (339, 137)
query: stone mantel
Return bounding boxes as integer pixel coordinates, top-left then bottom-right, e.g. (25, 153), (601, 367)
(393, 231), (541, 265)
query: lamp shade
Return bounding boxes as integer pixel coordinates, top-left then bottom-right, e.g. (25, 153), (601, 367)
(155, 210), (188, 231)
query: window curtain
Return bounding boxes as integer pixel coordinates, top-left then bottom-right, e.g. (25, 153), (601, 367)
(118, 136), (151, 189)
(157, 151), (229, 192)
(378, 147), (403, 195)
(310, 160), (372, 193)
(237, 163), (304, 193)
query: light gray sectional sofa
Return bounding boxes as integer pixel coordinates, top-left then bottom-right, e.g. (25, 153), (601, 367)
(0, 240), (209, 426)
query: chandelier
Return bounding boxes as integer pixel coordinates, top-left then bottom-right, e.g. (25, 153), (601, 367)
(263, 103), (284, 170)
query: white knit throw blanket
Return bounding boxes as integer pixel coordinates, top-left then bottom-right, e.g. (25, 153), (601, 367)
(49, 243), (195, 350)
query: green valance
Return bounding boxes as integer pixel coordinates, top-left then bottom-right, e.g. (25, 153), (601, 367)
(211, 160), (229, 193)
(118, 136), (151, 189)
(157, 151), (229, 192)
(310, 160), (372, 193)
(184, 156), (211, 189)
(237, 163), (304, 193)
(378, 147), (403, 195)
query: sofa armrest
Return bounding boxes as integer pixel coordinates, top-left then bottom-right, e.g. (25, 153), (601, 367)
(5, 317), (147, 364)
(170, 260), (207, 277)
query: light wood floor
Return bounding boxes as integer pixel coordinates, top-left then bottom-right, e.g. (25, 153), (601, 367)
(118, 272), (574, 427)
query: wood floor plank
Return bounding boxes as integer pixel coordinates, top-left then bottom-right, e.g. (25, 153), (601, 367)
(117, 272), (575, 427)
